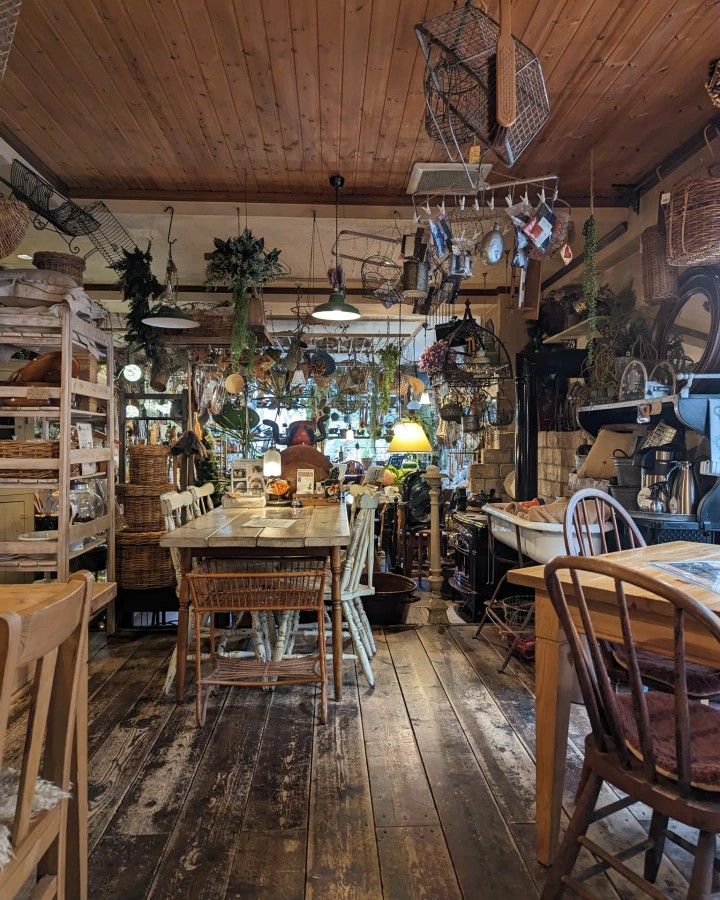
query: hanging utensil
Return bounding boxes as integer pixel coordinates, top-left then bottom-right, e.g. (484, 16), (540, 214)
(496, 0), (517, 128)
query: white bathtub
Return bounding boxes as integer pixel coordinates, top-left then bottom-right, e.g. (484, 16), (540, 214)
(482, 503), (609, 564)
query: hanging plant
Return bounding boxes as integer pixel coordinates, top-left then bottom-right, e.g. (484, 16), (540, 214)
(582, 215), (598, 367)
(377, 344), (401, 414)
(111, 246), (165, 365)
(204, 229), (284, 368)
(418, 339), (450, 376)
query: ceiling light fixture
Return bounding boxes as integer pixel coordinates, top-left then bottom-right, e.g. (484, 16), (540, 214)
(122, 363), (143, 383)
(312, 174), (361, 322)
(387, 421), (433, 453)
(142, 205), (199, 330)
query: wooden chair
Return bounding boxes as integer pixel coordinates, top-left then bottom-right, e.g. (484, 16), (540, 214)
(161, 491), (196, 694)
(0, 571), (93, 899)
(186, 557), (329, 725)
(189, 482), (214, 517)
(543, 556), (720, 899)
(564, 488), (720, 699)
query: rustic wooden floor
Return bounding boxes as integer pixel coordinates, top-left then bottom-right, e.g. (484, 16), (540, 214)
(16, 625), (697, 899)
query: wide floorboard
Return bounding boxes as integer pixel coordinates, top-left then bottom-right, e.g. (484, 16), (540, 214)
(78, 625), (691, 899)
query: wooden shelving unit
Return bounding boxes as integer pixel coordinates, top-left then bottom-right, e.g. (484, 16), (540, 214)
(0, 303), (115, 588)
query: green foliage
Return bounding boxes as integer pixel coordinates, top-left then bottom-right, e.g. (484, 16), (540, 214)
(195, 430), (225, 505)
(582, 215), (598, 366)
(111, 247), (165, 365)
(204, 229), (284, 368)
(377, 344), (401, 414)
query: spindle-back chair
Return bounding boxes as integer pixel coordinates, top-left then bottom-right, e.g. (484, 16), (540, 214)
(542, 556), (720, 898)
(189, 482), (214, 517)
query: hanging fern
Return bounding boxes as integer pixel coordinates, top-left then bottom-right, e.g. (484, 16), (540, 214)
(111, 246), (165, 365)
(377, 344), (401, 414)
(582, 215), (598, 367)
(204, 229), (284, 368)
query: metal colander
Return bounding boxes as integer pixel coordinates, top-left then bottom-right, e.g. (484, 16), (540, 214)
(416, 3), (550, 167)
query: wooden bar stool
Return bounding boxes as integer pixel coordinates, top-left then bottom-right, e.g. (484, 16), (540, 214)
(0, 571), (93, 899)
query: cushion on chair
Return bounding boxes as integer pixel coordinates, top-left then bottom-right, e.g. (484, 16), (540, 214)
(611, 645), (720, 699)
(615, 693), (720, 792)
(0, 768), (71, 870)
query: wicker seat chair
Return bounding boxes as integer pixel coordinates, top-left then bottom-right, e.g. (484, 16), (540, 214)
(565, 489), (720, 699)
(543, 556), (720, 898)
(186, 557), (329, 725)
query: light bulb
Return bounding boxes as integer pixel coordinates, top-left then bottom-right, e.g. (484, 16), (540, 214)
(122, 363), (143, 382)
(345, 428), (354, 440)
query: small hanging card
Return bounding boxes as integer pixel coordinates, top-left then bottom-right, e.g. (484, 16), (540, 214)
(296, 468), (315, 496)
(523, 201), (556, 251)
(75, 422), (96, 475)
(560, 242), (573, 265)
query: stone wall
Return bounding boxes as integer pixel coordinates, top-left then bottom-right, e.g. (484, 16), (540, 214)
(538, 431), (585, 500)
(468, 429), (515, 498)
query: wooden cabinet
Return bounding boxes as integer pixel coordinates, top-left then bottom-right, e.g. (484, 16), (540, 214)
(0, 488), (35, 583)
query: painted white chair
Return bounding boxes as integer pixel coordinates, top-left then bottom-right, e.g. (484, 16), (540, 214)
(189, 482), (214, 517)
(287, 492), (378, 686)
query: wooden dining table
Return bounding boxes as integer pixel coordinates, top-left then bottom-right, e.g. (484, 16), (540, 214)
(159, 503), (351, 702)
(507, 540), (720, 867)
(0, 578), (116, 900)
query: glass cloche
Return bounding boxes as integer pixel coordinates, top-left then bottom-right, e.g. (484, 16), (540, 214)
(42, 482), (105, 523)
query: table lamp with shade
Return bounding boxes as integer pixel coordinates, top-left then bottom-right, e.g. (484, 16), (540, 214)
(387, 420), (433, 468)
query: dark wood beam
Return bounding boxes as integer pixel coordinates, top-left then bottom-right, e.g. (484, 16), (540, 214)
(86, 283), (509, 297)
(541, 222), (628, 291)
(613, 115), (720, 212)
(0, 124), (70, 194)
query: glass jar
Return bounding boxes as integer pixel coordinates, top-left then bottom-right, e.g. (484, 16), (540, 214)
(69, 481), (105, 522)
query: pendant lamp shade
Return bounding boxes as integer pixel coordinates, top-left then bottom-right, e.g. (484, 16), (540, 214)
(263, 447), (282, 477)
(387, 421), (432, 453)
(419, 391), (431, 405)
(312, 290), (361, 321)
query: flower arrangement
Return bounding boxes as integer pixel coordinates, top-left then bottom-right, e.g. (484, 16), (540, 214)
(419, 339), (450, 376)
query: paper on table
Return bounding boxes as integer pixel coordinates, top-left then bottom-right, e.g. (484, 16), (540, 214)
(239, 516), (297, 529)
(653, 560), (720, 594)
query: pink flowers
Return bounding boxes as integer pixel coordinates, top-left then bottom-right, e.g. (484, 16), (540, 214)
(419, 339), (450, 376)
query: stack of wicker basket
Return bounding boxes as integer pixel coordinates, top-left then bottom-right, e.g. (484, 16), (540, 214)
(116, 445), (176, 591)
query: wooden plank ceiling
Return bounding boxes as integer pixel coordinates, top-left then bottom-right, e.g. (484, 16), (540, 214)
(1, 0), (718, 205)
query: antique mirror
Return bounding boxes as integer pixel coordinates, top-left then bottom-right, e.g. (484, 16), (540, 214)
(652, 267), (720, 373)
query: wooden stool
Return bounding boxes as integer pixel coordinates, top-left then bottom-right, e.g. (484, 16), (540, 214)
(0, 571), (93, 899)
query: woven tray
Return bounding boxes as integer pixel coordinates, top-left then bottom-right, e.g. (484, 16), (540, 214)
(117, 481), (174, 529)
(129, 444), (170, 484)
(116, 528), (175, 590)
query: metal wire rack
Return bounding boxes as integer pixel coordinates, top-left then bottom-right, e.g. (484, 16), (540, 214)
(416, 3), (550, 168)
(0, 0), (21, 82)
(82, 201), (138, 265)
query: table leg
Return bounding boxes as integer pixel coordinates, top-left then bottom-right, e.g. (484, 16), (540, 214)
(67, 658), (88, 898)
(176, 548), (192, 703)
(534, 589), (574, 866)
(330, 545), (343, 701)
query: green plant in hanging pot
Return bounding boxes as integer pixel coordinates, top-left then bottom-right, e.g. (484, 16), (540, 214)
(111, 246), (165, 367)
(377, 344), (402, 414)
(204, 229), (284, 369)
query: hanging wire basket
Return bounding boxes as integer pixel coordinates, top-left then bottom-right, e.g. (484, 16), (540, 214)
(82, 201), (138, 265)
(6, 159), (99, 237)
(416, 3), (550, 167)
(0, 0), (22, 82)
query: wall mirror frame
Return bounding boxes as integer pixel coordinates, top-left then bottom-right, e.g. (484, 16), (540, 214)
(651, 266), (720, 374)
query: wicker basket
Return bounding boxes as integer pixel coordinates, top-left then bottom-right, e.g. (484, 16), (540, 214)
(117, 481), (174, 530)
(116, 529), (175, 590)
(32, 251), (86, 284)
(641, 224), (677, 305)
(0, 439), (60, 479)
(666, 172), (720, 267)
(129, 444), (170, 484)
(0, 197), (30, 260)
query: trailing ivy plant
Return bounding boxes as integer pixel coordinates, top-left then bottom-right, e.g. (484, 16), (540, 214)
(377, 344), (402, 414)
(582, 215), (598, 367)
(204, 229), (284, 368)
(111, 246), (165, 365)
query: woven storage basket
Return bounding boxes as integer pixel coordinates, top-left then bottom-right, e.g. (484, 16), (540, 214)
(666, 171), (720, 266)
(129, 444), (170, 484)
(0, 197), (30, 259)
(116, 529), (175, 590)
(0, 439), (79, 479)
(117, 481), (174, 530)
(641, 224), (677, 305)
(32, 250), (86, 284)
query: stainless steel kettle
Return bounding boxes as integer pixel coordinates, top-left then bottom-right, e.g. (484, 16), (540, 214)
(668, 460), (699, 515)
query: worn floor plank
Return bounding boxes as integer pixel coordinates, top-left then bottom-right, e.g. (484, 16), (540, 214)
(82, 626), (692, 900)
(306, 665), (383, 900)
(386, 628), (537, 899)
(376, 826), (462, 900)
(357, 632), (439, 829)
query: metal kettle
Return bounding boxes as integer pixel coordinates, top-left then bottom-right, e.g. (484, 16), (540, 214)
(668, 460), (699, 515)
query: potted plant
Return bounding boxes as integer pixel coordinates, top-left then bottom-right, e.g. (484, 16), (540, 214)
(204, 229), (284, 368)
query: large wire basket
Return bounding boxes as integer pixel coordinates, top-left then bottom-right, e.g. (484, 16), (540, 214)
(416, 4), (550, 167)
(83, 201), (138, 265)
(0, 0), (21, 82)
